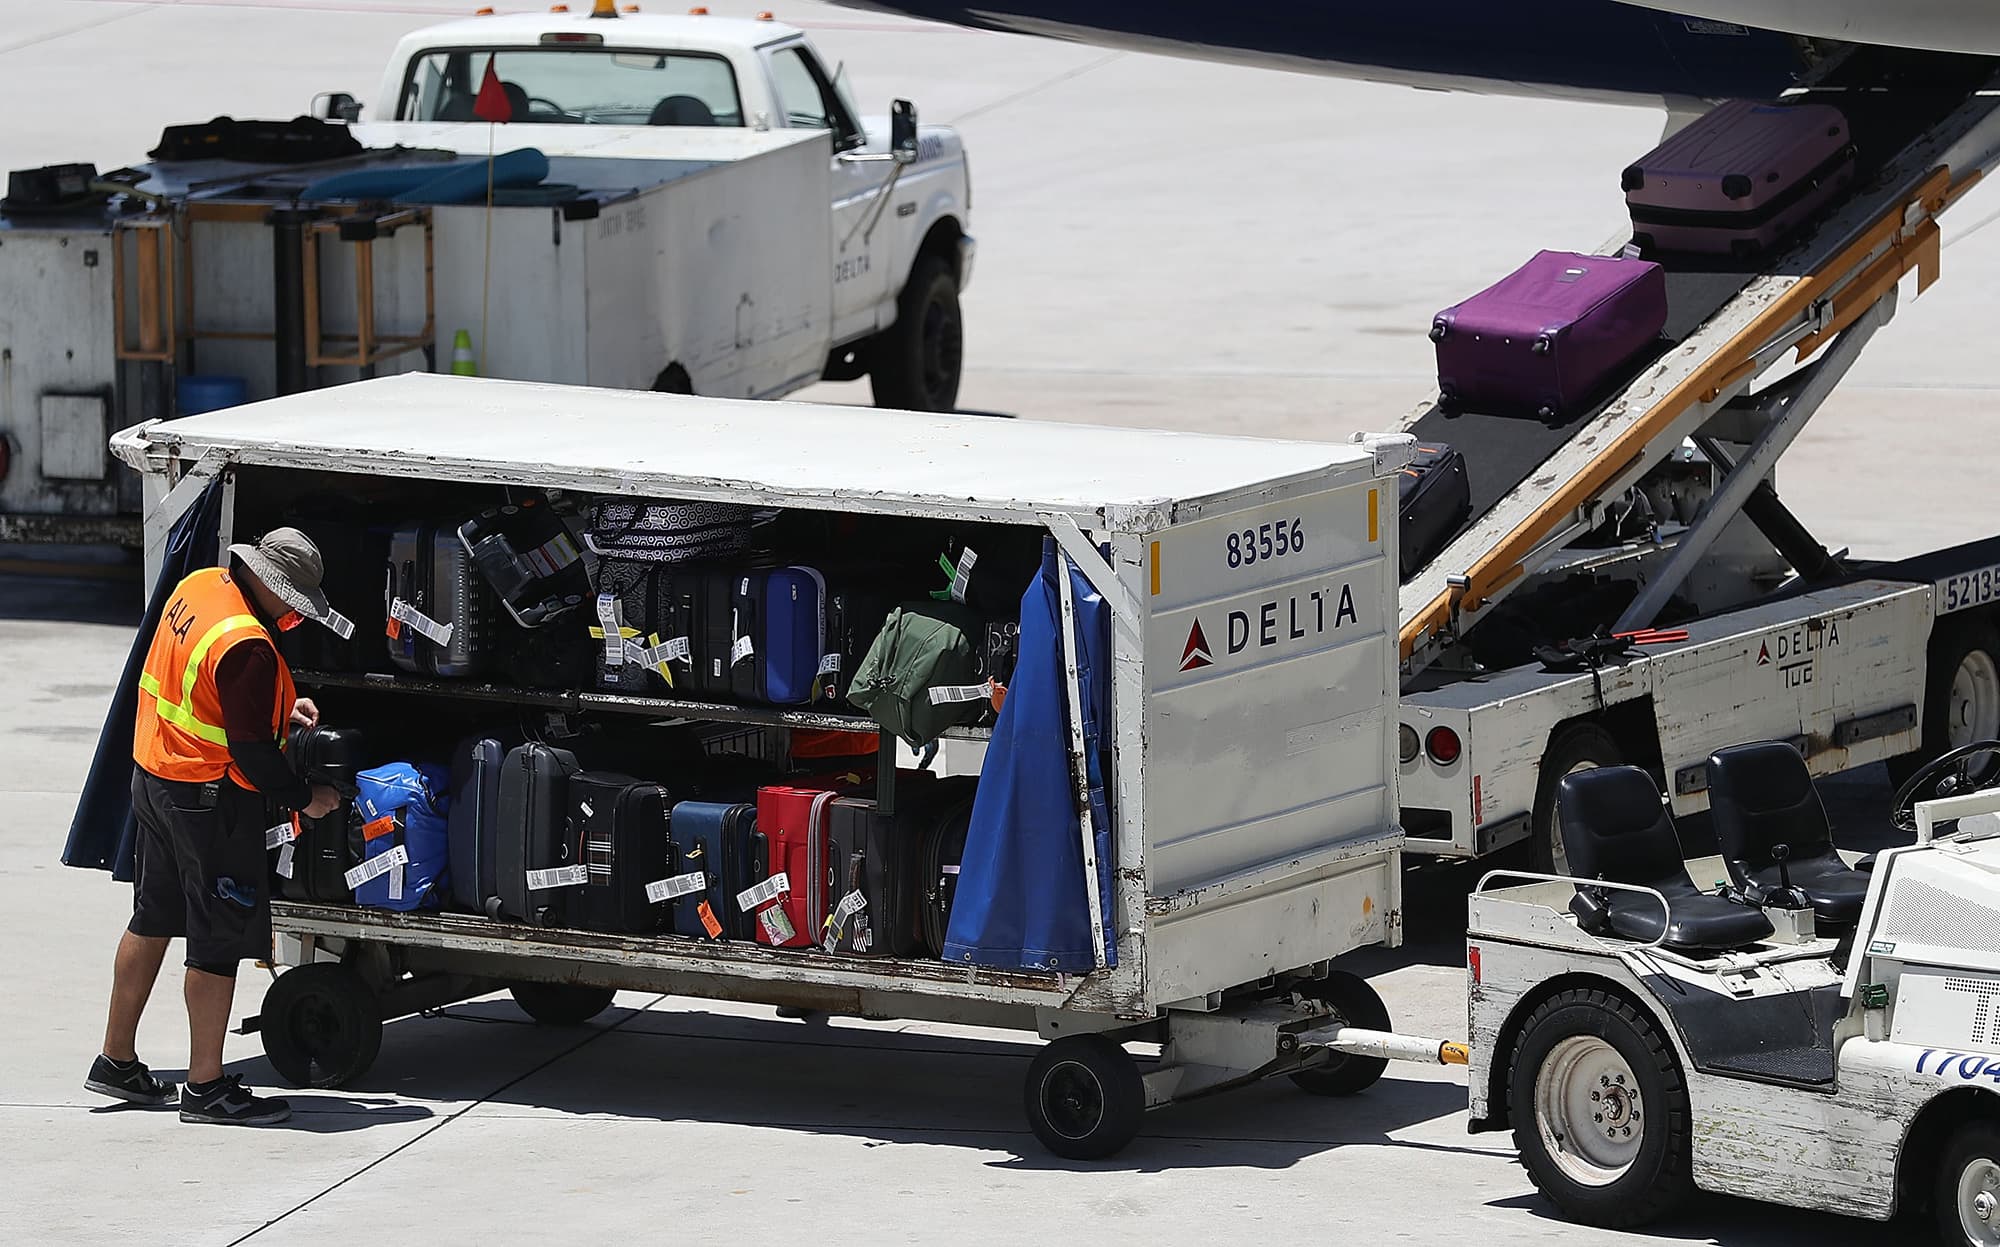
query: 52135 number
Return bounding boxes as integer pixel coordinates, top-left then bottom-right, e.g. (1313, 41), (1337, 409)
(1227, 518), (1303, 569)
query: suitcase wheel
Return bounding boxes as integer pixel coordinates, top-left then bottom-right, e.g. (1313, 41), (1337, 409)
(1620, 164), (1644, 192)
(1428, 320), (1448, 343)
(1530, 336), (1551, 356)
(1536, 406), (1557, 423)
(1722, 173), (1752, 201)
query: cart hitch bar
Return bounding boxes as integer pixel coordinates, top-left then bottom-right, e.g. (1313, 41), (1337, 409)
(1300, 1025), (1469, 1066)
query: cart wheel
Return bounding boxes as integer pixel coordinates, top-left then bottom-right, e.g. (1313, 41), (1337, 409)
(509, 982), (617, 1026)
(1936, 1118), (2000, 1246)
(1288, 970), (1392, 1096)
(1023, 1034), (1144, 1160)
(260, 963), (383, 1090)
(1509, 988), (1691, 1228)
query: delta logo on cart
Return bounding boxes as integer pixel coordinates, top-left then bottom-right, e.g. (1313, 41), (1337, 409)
(1175, 584), (1359, 675)
(1755, 618), (1841, 689)
(1180, 620), (1214, 672)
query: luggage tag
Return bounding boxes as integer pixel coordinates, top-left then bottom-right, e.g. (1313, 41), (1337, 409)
(595, 593), (625, 668)
(645, 871), (708, 905)
(822, 888), (868, 951)
(527, 864), (590, 891)
(758, 907), (796, 944)
(928, 679), (996, 706)
(735, 871), (789, 914)
(344, 843), (409, 891)
(263, 821), (297, 851)
(948, 546), (978, 604)
(696, 900), (724, 939)
(388, 598), (454, 647)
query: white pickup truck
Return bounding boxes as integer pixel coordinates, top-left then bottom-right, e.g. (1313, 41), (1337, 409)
(340, 8), (975, 409)
(0, 8), (973, 544)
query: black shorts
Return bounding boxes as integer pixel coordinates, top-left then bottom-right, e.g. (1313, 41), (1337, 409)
(129, 768), (272, 970)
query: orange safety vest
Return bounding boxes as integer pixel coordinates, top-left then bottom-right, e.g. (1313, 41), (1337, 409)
(134, 567), (296, 790)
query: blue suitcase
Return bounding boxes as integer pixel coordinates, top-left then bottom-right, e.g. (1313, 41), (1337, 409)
(728, 566), (827, 706)
(447, 737), (505, 913)
(668, 801), (765, 939)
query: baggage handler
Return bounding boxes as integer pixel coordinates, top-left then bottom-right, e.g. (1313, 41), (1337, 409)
(85, 530), (343, 1125)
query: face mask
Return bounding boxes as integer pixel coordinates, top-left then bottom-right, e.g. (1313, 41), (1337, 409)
(276, 610), (306, 633)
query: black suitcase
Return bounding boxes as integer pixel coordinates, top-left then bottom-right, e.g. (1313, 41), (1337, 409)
(729, 570), (769, 702)
(593, 558), (666, 694)
(825, 797), (919, 956)
(916, 784), (980, 958)
(278, 803), (354, 903)
(820, 580), (896, 708)
(494, 742), (580, 925)
(387, 520), (499, 677)
(1397, 441), (1471, 582)
(448, 736), (505, 913)
(667, 800), (765, 939)
(696, 569), (739, 700)
(566, 772), (673, 933)
(458, 494), (591, 629)
(277, 521), (388, 674)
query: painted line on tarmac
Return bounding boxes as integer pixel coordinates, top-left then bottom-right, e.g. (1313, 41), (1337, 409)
(221, 992), (669, 1246)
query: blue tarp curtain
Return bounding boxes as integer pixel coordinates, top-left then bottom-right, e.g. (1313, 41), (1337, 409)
(943, 538), (1117, 973)
(62, 478), (225, 879)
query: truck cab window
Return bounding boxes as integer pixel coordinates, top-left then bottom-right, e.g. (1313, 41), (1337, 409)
(401, 48), (744, 126)
(769, 45), (863, 150)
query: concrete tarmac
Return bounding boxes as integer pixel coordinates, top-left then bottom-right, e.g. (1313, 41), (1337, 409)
(2, 0), (1992, 1242)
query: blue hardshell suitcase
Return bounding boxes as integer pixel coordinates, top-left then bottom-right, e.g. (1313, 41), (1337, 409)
(762, 566), (829, 705)
(667, 800), (765, 939)
(448, 736), (505, 913)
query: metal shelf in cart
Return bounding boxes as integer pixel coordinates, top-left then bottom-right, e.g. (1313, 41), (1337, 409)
(115, 375), (1419, 1157)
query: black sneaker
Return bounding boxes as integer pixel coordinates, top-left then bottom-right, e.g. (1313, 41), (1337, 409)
(179, 1074), (291, 1126)
(84, 1055), (178, 1107)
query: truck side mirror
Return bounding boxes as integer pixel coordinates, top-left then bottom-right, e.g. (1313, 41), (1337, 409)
(890, 99), (918, 165)
(314, 92), (363, 123)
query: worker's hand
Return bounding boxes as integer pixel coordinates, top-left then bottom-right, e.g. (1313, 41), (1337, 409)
(303, 784), (341, 819)
(290, 698), (320, 730)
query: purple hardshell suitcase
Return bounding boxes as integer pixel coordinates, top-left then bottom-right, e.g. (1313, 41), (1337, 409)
(1431, 250), (1666, 421)
(1624, 99), (1854, 258)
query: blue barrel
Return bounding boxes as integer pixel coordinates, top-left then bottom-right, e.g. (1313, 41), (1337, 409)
(176, 374), (249, 416)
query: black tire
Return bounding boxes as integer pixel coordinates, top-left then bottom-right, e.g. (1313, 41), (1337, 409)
(1532, 723), (1623, 874)
(1934, 1118), (2000, 1246)
(1288, 970), (1392, 1096)
(1891, 618), (2000, 787)
(260, 963), (383, 1090)
(509, 982), (617, 1026)
(1508, 988), (1691, 1229)
(1023, 1034), (1144, 1160)
(652, 363), (693, 395)
(869, 253), (962, 412)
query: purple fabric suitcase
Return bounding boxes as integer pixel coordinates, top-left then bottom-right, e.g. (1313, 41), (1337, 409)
(1431, 250), (1666, 421)
(1624, 99), (1854, 258)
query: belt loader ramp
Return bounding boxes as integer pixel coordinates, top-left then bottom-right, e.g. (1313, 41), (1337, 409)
(1390, 48), (2000, 868)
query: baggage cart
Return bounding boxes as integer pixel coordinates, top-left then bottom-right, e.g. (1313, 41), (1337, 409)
(111, 372), (1416, 1157)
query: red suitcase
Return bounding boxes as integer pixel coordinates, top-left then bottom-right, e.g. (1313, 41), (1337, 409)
(748, 786), (837, 948)
(1623, 98), (1854, 259)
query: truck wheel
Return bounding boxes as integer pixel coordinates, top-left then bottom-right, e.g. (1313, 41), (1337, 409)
(1532, 724), (1622, 875)
(1023, 1034), (1143, 1160)
(1935, 1119), (2000, 1246)
(1288, 970), (1392, 1096)
(1509, 988), (1691, 1229)
(260, 963), (383, 1089)
(870, 253), (961, 412)
(509, 982), (617, 1026)
(1892, 619), (2000, 787)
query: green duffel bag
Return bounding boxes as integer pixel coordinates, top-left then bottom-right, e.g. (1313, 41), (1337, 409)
(847, 602), (988, 748)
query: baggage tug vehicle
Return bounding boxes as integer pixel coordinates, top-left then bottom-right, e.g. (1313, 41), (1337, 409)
(1462, 742), (2000, 1242)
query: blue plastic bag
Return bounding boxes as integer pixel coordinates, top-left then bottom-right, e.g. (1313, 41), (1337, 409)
(351, 762), (451, 911)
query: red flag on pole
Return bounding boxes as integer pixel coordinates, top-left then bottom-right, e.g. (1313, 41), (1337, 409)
(473, 60), (512, 123)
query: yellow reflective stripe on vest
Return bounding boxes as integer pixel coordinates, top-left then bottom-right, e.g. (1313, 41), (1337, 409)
(136, 613), (265, 746)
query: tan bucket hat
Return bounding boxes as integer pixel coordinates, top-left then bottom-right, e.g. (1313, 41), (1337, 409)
(228, 528), (352, 637)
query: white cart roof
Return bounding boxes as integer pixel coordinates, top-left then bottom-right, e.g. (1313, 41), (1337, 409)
(132, 374), (1385, 529)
